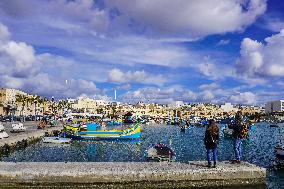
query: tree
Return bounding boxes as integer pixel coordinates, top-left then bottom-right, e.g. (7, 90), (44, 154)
(0, 91), (5, 115)
(15, 94), (27, 121)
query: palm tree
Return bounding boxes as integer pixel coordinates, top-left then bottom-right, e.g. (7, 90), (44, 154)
(32, 95), (42, 121)
(15, 94), (26, 121)
(42, 97), (49, 114)
(26, 96), (34, 116)
(0, 91), (5, 115)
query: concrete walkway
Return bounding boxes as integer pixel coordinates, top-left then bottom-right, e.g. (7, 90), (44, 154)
(0, 161), (266, 188)
(0, 122), (62, 147)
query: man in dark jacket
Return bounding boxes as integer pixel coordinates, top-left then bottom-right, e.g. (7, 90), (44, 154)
(204, 119), (219, 168)
(228, 111), (243, 163)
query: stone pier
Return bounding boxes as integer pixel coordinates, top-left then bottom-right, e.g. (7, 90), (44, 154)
(0, 161), (266, 188)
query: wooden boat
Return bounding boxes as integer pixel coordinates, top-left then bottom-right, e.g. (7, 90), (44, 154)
(70, 122), (140, 140)
(146, 143), (175, 162)
(42, 137), (72, 144)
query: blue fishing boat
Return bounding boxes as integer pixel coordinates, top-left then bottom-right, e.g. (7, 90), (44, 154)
(70, 122), (140, 140)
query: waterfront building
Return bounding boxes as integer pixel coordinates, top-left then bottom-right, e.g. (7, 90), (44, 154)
(0, 88), (28, 116)
(70, 97), (98, 113)
(220, 103), (235, 113)
(265, 100), (284, 113)
(169, 101), (184, 108)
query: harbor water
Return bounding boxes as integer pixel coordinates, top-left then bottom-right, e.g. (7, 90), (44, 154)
(1, 123), (284, 188)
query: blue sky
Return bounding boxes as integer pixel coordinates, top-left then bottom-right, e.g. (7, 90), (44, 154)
(0, 0), (284, 105)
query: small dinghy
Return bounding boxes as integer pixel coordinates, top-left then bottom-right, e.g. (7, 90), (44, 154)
(42, 137), (71, 144)
(0, 123), (9, 139)
(146, 143), (175, 162)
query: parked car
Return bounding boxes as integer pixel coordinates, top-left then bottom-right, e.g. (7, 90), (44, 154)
(11, 123), (26, 133)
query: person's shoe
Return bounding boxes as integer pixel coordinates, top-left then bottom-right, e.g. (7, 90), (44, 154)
(230, 160), (237, 164)
(207, 163), (212, 168)
(213, 163), (217, 168)
(235, 160), (241, 164)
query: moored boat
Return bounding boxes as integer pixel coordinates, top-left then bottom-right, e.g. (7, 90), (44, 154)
(42, 137), (72, 144)
(146, 143), (175, 162)
(70, 122), (140, 140)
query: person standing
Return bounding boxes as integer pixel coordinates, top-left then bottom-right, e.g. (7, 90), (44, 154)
(204, 119), (219, 168)
(228, 111), (243, 164)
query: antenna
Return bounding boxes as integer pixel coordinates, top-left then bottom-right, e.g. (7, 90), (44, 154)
(114, 90), (117, 101)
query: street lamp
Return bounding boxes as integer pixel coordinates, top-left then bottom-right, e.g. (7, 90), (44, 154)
(11, 100), (16, 122)
(51, 96), (55, 120)
(34, 98), (37, 122)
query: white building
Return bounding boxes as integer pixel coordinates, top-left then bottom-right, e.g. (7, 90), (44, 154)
(169, 101), (184, 108)
(220, 103), (235, 112)
(265, 100), (284, 113)
(95, 100), (110, 106)
(0, 88), (28, 116)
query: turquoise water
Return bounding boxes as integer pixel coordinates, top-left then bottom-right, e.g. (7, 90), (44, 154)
(2, 123), (284, 188)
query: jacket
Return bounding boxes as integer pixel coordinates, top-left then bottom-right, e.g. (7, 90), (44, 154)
(204, 123), (219, 149)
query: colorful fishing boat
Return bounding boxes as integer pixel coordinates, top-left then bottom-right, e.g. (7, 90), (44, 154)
(70, 122), (140, 140)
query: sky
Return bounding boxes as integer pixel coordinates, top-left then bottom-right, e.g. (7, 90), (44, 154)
(0, 0), (284, 106)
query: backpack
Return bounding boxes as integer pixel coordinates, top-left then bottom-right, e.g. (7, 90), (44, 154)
(239, 123), (249, 139)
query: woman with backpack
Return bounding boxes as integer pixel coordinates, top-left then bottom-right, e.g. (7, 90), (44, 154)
(204, 119), (219, 168)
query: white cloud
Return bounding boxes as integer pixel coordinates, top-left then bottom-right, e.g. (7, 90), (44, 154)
(0, 23), (10, 41)
(121, 86), (217, 104)
(114, 83), (131, 90)
(120, 84), (262, 105)
(89, 39), (190, 68)
(0, 24), (39, 78)
(106, 0), (267, 38)
(199, 83), (220, 91)
(259, 16), (284, 32)
(201, 90), (215, 101)
(217, 39), (230, 46)
(236, 30), (284, 77)
(181, 90), (197, 101)
(0, 0), (109, 35)
(229, 92), (257, 105)
(0, 0), (266, 39)
(108, 68), (166, 86)
(196, 62), (234, 80)
(0, 22), (107, 99)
